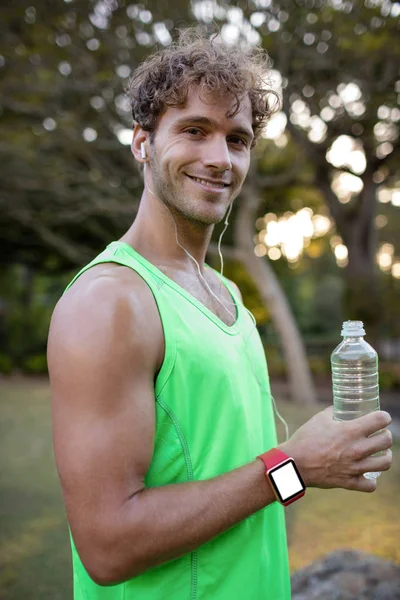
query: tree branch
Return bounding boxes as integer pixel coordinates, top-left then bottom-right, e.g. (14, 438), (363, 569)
(8, 206), (93, 265)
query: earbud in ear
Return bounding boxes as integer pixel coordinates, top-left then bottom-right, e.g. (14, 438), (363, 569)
(140, 142), (147, 160)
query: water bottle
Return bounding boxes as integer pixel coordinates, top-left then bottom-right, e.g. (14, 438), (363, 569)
(331, 320), (381, 480)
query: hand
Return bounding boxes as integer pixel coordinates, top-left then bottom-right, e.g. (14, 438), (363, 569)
(279, 406), (393, 493)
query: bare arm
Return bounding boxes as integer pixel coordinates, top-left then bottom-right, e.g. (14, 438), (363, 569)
(48, 268), (276, 586)
(48, 267), (393, 586)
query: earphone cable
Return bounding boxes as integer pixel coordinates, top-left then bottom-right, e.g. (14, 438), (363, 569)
(144, 165), (290, 443)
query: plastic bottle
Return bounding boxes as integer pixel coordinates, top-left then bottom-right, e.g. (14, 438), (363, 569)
(331, 320), (381, 480)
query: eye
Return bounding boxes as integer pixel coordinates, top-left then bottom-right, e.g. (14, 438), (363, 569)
(229, 136), (248, 147)
(184, 127), (202, 136)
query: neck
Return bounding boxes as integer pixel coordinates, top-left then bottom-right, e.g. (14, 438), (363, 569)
(120, 187), (214, 273)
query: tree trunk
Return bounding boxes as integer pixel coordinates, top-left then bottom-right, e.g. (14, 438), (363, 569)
(337, 173), (382, 349)
(313, 159), (382, 349)
(234, 187), (317, 406)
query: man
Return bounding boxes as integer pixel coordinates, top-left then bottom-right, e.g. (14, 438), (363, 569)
(47, 29), (393, 600)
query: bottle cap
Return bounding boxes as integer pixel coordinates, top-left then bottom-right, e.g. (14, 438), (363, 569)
(341, 320), (366, 337)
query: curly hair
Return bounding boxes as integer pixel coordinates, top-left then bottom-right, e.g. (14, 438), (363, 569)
(126, 27), (281, 147)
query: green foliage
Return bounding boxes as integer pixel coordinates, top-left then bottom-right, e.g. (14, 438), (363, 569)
(1, 0), (400, 367)
(0, 264), (72, 371)
(22, 354), (48, 375)
(222, 259), (270, 325)
(0, 0), (193, 272)
(264, 345), (287, 378)
(0, 354), (13, 375)
(245, 0), (400, 338)
(308, 356), (331, 378)
(380, 363), (400, 391)
(1, 0), (399, 274)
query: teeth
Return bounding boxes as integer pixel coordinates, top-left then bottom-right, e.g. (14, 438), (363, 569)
(191, 176), (225, 189)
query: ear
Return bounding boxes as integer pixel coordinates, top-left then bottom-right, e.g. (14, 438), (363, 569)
(131, 124), (149, 164)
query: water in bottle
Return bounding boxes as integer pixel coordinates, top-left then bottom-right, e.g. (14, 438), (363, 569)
(331, 320), (381, 480)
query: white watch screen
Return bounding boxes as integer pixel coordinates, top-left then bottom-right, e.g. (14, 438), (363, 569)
(269, 460), (305, 502)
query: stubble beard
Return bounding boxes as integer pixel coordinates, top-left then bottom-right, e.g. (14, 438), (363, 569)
(148, 151), (234, 227)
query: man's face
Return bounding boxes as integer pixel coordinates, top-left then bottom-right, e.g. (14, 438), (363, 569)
(145, 85), (253, 226)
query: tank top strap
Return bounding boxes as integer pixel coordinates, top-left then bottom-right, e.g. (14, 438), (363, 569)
(64, 241), (164, 297)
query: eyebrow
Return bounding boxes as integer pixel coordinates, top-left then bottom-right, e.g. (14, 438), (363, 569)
(173, 115), (254, 142)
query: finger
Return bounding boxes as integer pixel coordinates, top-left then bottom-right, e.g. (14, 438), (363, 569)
(352, 410), (392, 438)
(362, 429), (392, 458)
(353, 449), (393, 476)
(348, 474), (377, 493)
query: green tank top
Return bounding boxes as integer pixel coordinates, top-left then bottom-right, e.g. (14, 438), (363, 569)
(64, 240), (290, 600)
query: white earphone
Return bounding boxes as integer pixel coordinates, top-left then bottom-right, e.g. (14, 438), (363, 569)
(141, 142), (147, 160)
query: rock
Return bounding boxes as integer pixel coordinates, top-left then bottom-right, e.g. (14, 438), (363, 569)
(330, 571), (366, 595)
(291, 550), (400, 600)
(371, 581), (400, 600)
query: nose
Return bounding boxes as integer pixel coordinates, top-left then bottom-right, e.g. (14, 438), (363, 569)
(203, 135), (232, 172)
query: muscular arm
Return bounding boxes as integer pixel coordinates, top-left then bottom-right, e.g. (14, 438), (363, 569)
(49, 266), (393, 586)
(48, 268), (276, 586)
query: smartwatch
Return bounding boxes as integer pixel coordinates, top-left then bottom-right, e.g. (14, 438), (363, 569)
(257, 448), (306, 507)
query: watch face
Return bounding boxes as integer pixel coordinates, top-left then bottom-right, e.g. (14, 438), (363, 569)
(268, 460), (306, 504)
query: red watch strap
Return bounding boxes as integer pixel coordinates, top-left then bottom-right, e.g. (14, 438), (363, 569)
(258, 448), (291, 471)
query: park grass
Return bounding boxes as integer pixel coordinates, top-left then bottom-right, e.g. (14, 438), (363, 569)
(0, 377), (399, 599)
(0, 377), (72, 600)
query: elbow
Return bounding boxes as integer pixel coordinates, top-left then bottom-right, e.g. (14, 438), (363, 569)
(88, 565), (147, 587)
(85, 560), (119, 587)
(82, 553), (136, 586)
(88, 571), (125, 587)
(72, 498), (149, 585)
(80, 543), (145, 586)
(84, 559), (130, 586)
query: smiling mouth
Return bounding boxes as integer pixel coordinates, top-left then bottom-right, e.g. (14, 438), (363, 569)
(186, 175), (230, 190)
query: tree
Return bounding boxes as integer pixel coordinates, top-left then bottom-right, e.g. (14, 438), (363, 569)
(0, 0), (191, 271)
(1, 0), (319, 404)
(233, 0), (400, 344)
(4, 1), (399, 402)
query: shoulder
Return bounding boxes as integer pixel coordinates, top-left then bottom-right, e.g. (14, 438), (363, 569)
(48, 263), (163, 375)
(51, 263), (156, 338)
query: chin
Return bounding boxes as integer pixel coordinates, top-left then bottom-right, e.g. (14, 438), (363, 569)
(195, 192), (235, 222)
(187, 203), (229, 226)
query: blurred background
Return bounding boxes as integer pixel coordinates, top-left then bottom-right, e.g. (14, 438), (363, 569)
(1, 0), (399, 598)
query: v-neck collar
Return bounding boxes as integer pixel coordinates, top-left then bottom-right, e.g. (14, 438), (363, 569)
(109, 241), (241, 335)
